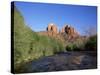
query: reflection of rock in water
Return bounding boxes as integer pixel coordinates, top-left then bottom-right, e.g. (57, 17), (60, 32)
(18, 52), (97, 73)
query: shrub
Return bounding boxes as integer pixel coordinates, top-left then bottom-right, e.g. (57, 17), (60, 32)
(66, 44), (79, 51)
(65, 37), (87, 51)
(13, 6), (65, 72)
(85, 35), (97, 51)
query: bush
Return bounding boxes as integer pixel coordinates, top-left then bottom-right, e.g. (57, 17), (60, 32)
(65, 37), (87, 51)
(13, 6), (65, 72)
(85, 35), (97, 51)
(66, 44), (79, 51)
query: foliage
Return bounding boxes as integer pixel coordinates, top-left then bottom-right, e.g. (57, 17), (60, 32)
(13, 6), (64, 72)
(65, 35), (97, 52)
(65, 37), (86, 51)
(13, 6), (97, 73)
(85, 35), (97, 51)
(66, 43), (79, 51)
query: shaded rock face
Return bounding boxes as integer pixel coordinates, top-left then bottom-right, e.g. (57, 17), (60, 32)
(61, 25), (79, 38)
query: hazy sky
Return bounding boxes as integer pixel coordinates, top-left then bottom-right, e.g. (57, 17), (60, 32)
(14, 1), (97, 35)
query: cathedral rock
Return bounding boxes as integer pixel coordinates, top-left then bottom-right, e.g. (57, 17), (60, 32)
(47, 23), (58, 34)
(38, 23), (80, 41)
(61, 25), (79, 38)
(46, 23), (58, 37)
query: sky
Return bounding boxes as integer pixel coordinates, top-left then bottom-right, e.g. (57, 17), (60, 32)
(14, 1), (97, 35)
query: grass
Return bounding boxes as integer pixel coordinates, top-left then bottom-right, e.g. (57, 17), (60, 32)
(65, 35), (97, 52)
(12, 5), (97, 73)
(85, 34), (97, 51)
(13, 6), (65, 72)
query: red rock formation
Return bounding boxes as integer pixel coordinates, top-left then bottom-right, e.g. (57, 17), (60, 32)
(61, 25), (79, 39)
(38, 24), (79, 42)
(61, 26), (65, 33)
(47, 23), (58, 37)
(47, 24), (52, 32)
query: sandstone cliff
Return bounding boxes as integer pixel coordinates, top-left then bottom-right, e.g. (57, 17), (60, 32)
(38, 23), (80, 42)
(61, 25), (79, 38)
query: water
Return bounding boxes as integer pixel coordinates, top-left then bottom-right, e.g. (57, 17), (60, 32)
(17, 51), (97, 73)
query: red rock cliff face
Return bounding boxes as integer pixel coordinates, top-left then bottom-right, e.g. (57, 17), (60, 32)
(38, 24), (80, 42)
(61, 25), (79, 38)
(46, 23), (58, 37)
